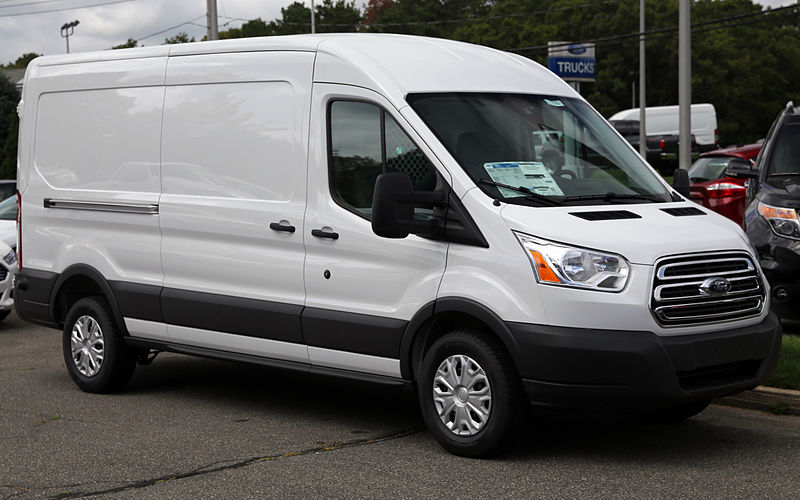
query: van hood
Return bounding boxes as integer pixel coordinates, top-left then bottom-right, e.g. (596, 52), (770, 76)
(500, 202), (751, 265)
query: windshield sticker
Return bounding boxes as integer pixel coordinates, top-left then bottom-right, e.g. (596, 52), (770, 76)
(544, 99), (565, 107)
(483, 162), (564, 197)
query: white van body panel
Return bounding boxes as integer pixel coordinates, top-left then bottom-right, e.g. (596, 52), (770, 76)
(313, 35), (576, 112)
(23, 57), (165, 285)
(159, 51), (312, 306)
(609, 104), (717, 147)
(303, 83), (448, 320)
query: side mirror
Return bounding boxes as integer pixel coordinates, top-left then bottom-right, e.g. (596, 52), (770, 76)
(372, 172), (414, 238)
(672, 168), (690, 198)
(725, 158), (758, 179)
(371, 172), (444, 239)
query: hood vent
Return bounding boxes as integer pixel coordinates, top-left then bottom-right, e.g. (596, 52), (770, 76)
(570, 210), (641, 221)
(661, 207), (706, 217)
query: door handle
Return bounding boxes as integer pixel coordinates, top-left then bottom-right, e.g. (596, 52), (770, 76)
(269, 221), (296, 233)
(311, 228), (339, 240)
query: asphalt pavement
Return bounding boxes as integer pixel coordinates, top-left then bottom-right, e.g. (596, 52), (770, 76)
(1, 313), (798, 498)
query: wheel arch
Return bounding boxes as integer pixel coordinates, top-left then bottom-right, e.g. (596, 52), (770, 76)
(399, 297), (524, 381)
(49, 264), (126, 334)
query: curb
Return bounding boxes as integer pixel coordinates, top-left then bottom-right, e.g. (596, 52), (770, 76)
(714, 386), (800, 415)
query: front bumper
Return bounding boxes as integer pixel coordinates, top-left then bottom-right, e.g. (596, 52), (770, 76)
(508, 312), (782, 412)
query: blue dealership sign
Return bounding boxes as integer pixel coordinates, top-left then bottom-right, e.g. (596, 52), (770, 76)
(547, 42), (596, 82)
(548, 57), (596, 80)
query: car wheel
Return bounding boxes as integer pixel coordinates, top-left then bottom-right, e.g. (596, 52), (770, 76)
(645, 399), (711, 423)
(418, 330), (523, 458)
(62, 296), (136, 393)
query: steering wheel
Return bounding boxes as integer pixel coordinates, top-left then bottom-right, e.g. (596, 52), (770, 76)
(551, 169), (577, 180)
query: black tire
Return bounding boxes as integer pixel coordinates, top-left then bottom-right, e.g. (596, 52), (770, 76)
(62, 296), (136, 393)
(0, 310), (10, 322)
(418, 330), (524, 458)
(645, 399), (711, 423)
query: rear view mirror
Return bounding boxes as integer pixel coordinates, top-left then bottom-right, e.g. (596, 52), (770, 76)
(372, 172), (445, 239)
(372, 172), (414, 238)
(725, 158), (758, 179)
(672, 168), (690, 198)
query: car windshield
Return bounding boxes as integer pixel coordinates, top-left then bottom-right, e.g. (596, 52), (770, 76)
(407, 93), (672, 206)
(688, 157), (731, 182)
(766, 122), (800, 176)
(0, 196), (16, 221)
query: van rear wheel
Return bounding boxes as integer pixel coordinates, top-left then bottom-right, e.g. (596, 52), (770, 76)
(62, 297), (136, 393)
(418, 330), (523, 457)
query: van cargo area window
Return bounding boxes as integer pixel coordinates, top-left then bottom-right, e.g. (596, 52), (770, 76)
(407, 93), (672, 206)
(328, 100), (437, 219)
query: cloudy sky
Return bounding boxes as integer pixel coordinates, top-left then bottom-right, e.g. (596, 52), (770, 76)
(0, 0), (796, 66)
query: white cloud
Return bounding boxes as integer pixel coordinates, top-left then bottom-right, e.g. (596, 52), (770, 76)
(0, 0), (297, 65)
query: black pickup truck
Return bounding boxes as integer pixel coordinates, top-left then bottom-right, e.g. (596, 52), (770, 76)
(610, 120), (699, 173)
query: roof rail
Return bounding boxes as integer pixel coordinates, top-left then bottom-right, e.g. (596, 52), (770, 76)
(786, 101), (795, 114)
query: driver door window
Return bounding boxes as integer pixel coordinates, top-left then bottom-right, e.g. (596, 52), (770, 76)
(329, 100), (436, 219)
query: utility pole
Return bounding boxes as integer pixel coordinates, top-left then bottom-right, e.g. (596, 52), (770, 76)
(206, 0), (219, 40)
(311, 0), (316, 34)
(60, 20), (79, 54)
(638, 0), (646, 158)
(678, 0), (691, 170)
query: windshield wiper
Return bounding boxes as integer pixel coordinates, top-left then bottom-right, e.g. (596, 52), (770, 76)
(478, 179), (563, 206)
(562, 192), (664, 204)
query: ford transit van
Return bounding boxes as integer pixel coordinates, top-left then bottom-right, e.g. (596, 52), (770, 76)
(14, 35), (781, 457)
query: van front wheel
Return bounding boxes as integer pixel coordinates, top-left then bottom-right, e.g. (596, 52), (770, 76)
(418, 330), (522, 457)
(62, 297), (136, 393)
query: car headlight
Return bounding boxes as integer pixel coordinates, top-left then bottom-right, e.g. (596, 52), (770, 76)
(514, 232), (629, 292)
(758, 201), (800, 240)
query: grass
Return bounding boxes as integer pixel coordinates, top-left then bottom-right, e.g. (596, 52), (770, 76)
(766, 334), (800, 391)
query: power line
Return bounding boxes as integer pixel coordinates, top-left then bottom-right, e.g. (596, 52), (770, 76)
(510, 3), (799, 54)
(134, 14), (205, 42)
(0, 0), (65, 9)
(0, 0), (133, 17)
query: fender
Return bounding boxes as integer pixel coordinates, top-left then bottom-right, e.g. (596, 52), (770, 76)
(399, 297), (525, 380)
(49, 264), (127, 334)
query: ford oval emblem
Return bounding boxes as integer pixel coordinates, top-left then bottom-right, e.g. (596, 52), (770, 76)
(699, 277), (733, 296)
(568, 44), (587, 55)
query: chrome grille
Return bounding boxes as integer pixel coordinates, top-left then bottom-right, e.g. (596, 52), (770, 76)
(652, 252), (765, 326)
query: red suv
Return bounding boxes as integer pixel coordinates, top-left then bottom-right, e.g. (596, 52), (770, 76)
(688, 143), (761, 225)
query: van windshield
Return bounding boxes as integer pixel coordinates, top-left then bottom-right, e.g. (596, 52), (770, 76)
(407, 93), (672, 206)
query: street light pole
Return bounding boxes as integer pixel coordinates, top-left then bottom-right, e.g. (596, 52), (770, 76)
(678, 0), (691, 170)
(311, 0), (316, 34)
(207, 0), (219, 40)
(638, 0), (646, 158)
(60, 20), (79, 54)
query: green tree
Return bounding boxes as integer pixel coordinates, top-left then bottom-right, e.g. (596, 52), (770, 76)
(4, 53), (40, 69)
(0, 77), (19, 179)
(164, 32), (195, 44)
(112, 38), (138, 49)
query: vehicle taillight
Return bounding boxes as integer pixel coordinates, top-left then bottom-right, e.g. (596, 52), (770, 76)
(659, 138), (665, 150)
(714, 129), (719, 146)
(706, 182), (745, 199)
(16, 190), (21, 270)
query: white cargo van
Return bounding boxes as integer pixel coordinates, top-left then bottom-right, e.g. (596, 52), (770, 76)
(609, 103), (719, 153)
(15, 35), (781, 457)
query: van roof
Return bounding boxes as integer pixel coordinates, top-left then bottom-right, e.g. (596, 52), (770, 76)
(27, 34), (576, 110)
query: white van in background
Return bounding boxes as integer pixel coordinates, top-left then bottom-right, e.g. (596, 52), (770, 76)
(14, 35), (780, 457)
(610, 104), (719, 165)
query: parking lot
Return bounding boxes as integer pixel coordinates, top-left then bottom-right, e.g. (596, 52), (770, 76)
(1, 312), (799, 498)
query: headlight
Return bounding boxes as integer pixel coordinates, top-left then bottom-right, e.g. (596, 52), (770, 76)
(758, 201), (800, 240)
(514, 232), (629, 292)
